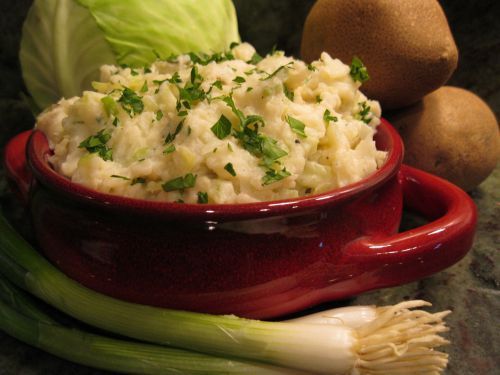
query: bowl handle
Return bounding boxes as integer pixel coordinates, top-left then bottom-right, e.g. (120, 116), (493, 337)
(4, 130), (34, 204)
(341, 164), (477, 289)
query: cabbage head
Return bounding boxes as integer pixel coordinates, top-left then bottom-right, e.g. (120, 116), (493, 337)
(20, 0), (240, 111)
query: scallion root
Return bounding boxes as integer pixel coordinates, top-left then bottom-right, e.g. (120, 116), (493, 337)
(354, 300), (450, 375)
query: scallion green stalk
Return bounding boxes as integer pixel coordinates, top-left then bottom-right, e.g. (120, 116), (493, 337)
(0, 210), (450, 374)
(0, 275), (303, 374)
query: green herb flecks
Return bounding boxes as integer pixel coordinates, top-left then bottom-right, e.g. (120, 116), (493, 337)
(286, 116), (307, 138)
(156, 110), (163, 121)
(197, 192), (208, 204)
(262, 167), (291, 186)
(247, 52), (263, 65)
(175, 66), (206, 113)
(355, 102), (372, 124)
(307, 64), (317, 71)
(323, 109), (338, 123)
(212, 80), (223, 90)
(222, 94), (288, 168)
(260, 62), (294, 81)
(187, 51), (234, 66)
(222, 95), (246, 126)
(79, 130), (113, 161)
(163, 144), (176, 154)
(131, 177), (146, 185)
(349, 57), (369, 83)
(110, 175), (130, 180)
(211, 114), (232, 139)
(162, 173), (197, 192)
(283, 84), (294, 101)
(140, 81), (148, 93)
(224, 162), (236, 177)
(233, 76), (246, 84)
(118, 88), (144, 116)
(165, 120), (184, 144)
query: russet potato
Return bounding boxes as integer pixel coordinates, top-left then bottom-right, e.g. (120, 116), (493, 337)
(389, 86), (499, 191)
(301, 0), (458, 109)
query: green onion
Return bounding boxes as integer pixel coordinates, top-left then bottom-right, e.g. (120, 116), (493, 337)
(0, 276), (294, 375)
(0, 210), (450, 374)
(286, 116), (307, 138)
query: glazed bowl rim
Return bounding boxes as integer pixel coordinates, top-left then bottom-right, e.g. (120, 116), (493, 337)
(27, 118), (403, 219)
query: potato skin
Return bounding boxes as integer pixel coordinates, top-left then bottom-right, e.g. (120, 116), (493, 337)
(301, 0), (458, 109)
(389, 86), (499, 191)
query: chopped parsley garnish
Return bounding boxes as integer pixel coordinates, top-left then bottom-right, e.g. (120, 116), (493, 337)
(323, 109), (338, 123)
(177, 110), (188, 117)
(246, 87), (253, 92)
(260, 62), (294, 81)
(169, 72), (182, 84)
(211, 114), (232, 139)
(229, 41), (240, 49)
(140, 81), (148, 93)
(101, 96), (119, 117)
(144, 67), (152, 74)
(165, 120), (184, 143)
(349, 56), (370, 83)
(112, 117), (120, 127)
(118, 88), (144, 116)
(247, 52), (263, 65)
(156, 110), (163, 121)
(315, 95), (322, 103)
(153, 72), (182, 93)
(111, 175), (130, 180)
(187, 51), (234, 66)
(163, 144), (176, 154)
(212, 80), (223, 90)
(283, 84), (294, 101)
(197, 191), (209, 204)
(262, 167), (291, 186)
(307, 64), (317, 71)
(286, 116), (307, 138)
(355, 102), (372, 124)
(176, 67), (206, 111)
(221, 94), (288, 168)
(131, 177), (146, 185)
(162, 173), (197, 192)
(79, 129), (113, 161)
(222, 95), (246, 125)
(233, 76), (246, 84)
(166, 53), (178, 63)
(224, 162), (236, 177)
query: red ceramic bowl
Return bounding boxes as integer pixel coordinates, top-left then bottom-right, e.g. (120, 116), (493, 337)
(4, 119), (477, 318)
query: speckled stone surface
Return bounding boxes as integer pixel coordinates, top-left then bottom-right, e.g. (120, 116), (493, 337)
(0, 0), (498, 374)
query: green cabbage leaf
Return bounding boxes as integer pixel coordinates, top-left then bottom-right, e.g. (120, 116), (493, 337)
(20, 0), (240, 111)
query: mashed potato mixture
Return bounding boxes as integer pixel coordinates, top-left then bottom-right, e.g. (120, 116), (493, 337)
(37, 43), (386, 204)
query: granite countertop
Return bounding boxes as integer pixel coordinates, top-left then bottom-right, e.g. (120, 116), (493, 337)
(0, 1), (498, 374)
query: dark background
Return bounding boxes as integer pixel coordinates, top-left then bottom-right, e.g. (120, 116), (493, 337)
(0, 1), (498, 374)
